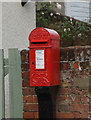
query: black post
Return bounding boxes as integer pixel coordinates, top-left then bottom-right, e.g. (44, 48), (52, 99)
(35, 86), (58, 119)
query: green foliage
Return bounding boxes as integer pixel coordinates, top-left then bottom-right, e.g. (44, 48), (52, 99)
(36, 2), (91, 47)
(36, 2), (54, 27)
(60, 17), (89, 47)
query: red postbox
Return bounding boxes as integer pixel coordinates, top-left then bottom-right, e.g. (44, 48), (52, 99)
(28, 27), (60, 86)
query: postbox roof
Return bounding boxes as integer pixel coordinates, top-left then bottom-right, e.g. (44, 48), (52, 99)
(29, 27), (60, 42)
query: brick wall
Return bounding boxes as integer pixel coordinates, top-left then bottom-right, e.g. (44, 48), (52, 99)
(21, 46), (91, 119)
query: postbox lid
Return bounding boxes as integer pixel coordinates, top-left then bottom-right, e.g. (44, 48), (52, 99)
(29, 27), (60, 42)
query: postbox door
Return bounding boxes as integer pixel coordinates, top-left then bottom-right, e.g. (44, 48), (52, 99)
(30, 48), (51, 86)
(30, 48), (46, 71)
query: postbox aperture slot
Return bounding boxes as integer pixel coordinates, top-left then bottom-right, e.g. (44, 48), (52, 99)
(31, 42), (47, 44)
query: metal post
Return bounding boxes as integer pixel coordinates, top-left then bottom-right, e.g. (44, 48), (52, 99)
(35, 86), (57, 119)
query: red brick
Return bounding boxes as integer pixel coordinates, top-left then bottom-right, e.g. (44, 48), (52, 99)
(22, 87), (36, 95)
(76, 48), (84, 61)
(56, 112), (74, 118)
(79, 70), (90, 77)
(81, 96), (89, 104)
(56, 96), (67, 103)
(80, 89), (88, 96)
(57, 88), (69, 95)
(34, 112), (39, 118)
(71, 96), (81, 104)
(80, 61), (89, 70)
(68, 48), (75, 61)
(73, 62), (79, 69)
(33, 96), (38, 103)
(56, 112), (81, 118)
(73, 112), (81, 118)
(71, 70), (78, 78)
(70, 87), (80, 95)
(84, 48), (91, 61)
(23, 96), (33, 103)
(21, 63), (29, 71)
(20, 50), (29, 63)
(23, 112), (33, 119)
(79, 90), (88, 96)
(22, 80), (30, 87)
(70, 104), (89, 112)
(81, 112), (89, 118)
(23, 104), (38, 112)
(57, 104), (70, 112)
(60, 48), (68, 61)
(56, 95), (73, 105)
(22, 71), (30, 80)
(61, 71), (73, 85)
(61, 80), (70, 88)
(61, 62), (71, 70)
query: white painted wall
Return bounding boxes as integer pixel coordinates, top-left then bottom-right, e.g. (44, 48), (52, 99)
(1, 2), (36, 57)
(0, 2), (2, 49)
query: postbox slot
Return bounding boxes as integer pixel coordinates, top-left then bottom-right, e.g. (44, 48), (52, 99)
(31, 42), (47, 44)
